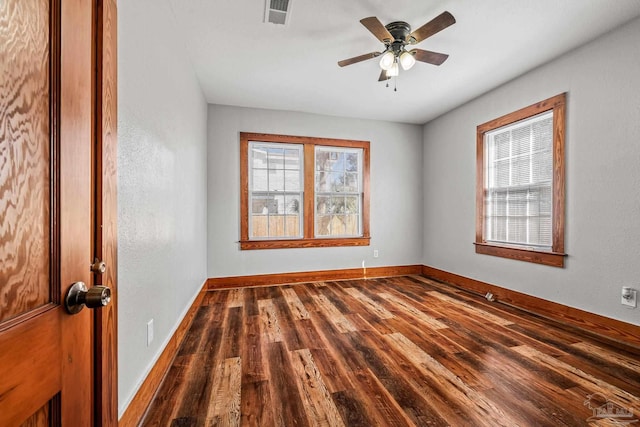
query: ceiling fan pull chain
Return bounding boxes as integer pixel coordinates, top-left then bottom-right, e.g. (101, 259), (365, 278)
(394, 76), (397, 92)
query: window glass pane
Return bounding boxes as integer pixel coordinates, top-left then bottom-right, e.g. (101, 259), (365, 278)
(251, 196), (275, 214)
(495, 132), (510, 159)
(251, 215), (268, 237)
(497, 160), (510, 188)
(511, 125), (530, 156)
(344, 196), (359, 214)
(316, 150), (331, 171)
(331, 196), (345, 214)
(284, 148), (300, 169)
(327, 215), (346, 236)
(532, 117), (552, 151)
(283, 194), (301, 237)
(267, 147), (284, 170)
(328, 172), (343, 192)
(511, 157), (530, 186)
(268, 169), (284, 191)
(316, 215), (330, 236)
(284, 170), (300, 191)
(532, 149), (552, 182)
(316, 171), (330, 192)
(252, 169), (268, 191)
(345, 153), (358, 171)
(329, 152), (344, 171)
(344, 173), (359, 192)
(269, 214), (285, 237)
(284, 195), (300, 214)
(316, 196), (330, 215)
(345, 214), (359, 235)
(251, 147), (268, 168)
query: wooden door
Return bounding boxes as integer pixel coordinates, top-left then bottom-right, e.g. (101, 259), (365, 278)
(0, 0), (96, 425)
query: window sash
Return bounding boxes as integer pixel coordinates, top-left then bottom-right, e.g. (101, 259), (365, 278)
(314, 147), (363, 238)
(483, 111), (554, 249)
(248, 142), (303, 239)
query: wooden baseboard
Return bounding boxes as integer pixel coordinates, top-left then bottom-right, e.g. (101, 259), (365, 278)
(118, 281), (208, 427)
(207, 265), (423, 289)
(422, 265), (640, 349)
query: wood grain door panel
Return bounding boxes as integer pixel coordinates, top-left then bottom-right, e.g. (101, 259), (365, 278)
(0, 0), (52, 325)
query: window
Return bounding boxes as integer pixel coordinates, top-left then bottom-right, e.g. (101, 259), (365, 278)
(240, 132), (370, 249)
(248, 143), (303, 239)
(475, 93), (566, 267)
(315, 147), (363, 237)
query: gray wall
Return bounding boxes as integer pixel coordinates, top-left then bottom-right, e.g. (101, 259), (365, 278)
(117, 0), (208, 417)
(422, 17), (640, 325)
(207, 105), (423, 277)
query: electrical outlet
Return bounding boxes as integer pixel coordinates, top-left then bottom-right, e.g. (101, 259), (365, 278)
(147, 319), (154, 346)
(373, 249), (379, 258)
(621, 287), (637, 308)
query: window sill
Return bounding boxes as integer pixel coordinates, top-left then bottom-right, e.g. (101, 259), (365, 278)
(240, 237), (370, 250)
(474, 242), (566, 267)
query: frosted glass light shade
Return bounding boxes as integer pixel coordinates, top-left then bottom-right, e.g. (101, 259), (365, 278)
(400, 51), (416, 70)
(388, 62), (399, 77)
(379, 51), (395, 70)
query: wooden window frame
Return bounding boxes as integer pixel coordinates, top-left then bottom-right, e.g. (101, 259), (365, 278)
(475, 93), (567, 267)
(240, 132), (370, 250)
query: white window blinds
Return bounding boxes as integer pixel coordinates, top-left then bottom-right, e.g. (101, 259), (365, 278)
(484, 111), (553, 249)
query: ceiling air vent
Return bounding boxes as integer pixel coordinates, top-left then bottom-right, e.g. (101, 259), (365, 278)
(265, 0), (291, 25)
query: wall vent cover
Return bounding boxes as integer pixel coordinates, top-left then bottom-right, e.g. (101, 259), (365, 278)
(265, 0), (291, 25)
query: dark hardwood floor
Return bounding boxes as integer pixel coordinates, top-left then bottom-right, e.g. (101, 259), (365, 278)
(141, 276), (640, 426)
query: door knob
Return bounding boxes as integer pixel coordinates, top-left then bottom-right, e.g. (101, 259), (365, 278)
(65, 281), (111, 314)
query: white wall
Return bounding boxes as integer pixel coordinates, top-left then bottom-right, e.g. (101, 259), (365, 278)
(208, 105), (423, 277)
(117, 0), (208, 417)
(422, 17), (640, 325)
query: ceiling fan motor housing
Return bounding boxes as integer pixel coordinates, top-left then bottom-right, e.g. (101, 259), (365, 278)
(385, 21), (411, 46)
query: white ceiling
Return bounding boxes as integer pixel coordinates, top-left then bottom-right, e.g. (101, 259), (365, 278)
(166, 0), (640, 125)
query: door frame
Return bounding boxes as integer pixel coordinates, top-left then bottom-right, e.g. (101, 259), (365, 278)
(93, 0), (118, 425)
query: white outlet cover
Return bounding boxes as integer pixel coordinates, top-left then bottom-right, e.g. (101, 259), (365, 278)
(621, 290), (637, 308)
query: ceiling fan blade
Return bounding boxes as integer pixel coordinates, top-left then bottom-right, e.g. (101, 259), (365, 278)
(338, 52), (381, 67)
(360, 17), (393, 43)
(378, 69), (389, 82)
(410, 49), (449, 65)
(407, 11), (455, 44)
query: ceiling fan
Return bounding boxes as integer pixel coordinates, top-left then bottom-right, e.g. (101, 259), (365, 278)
(338, 11), (456, 83)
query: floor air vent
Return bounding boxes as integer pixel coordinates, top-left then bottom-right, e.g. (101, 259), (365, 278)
(265, 0), (291, 25)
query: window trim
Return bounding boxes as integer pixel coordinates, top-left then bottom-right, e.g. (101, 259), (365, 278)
(240, 132), (370, 250)
(475, 93), (567, 267)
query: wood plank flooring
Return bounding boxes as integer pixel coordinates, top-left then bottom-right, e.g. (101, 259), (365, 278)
(141, 276), (640, 426)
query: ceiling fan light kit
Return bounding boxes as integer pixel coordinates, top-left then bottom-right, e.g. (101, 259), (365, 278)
(338, 11), (456, 87)
(379, 51), (395, 70)
(400, 50), (416, 70)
